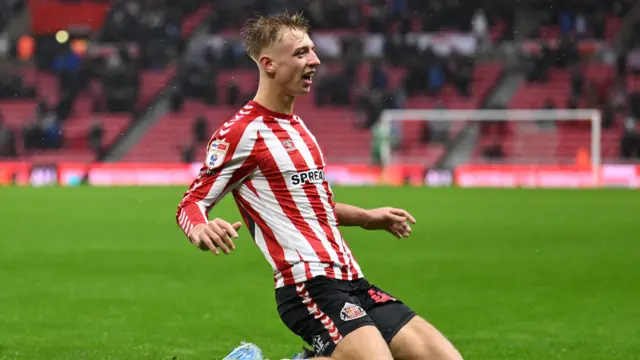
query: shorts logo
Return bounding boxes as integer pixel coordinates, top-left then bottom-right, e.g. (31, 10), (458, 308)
(339, 302), (366, 322)
(205, 140), (229, 169)
(312, 335), (330, 355)
(368, 288), (397, 303)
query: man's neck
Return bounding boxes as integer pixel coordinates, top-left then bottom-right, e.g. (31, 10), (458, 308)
(253, 81), (295, 115)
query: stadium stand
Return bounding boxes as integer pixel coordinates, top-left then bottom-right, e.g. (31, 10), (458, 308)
(2, 0), (640, 167)
(123, 0), (510, 165)
(474, 0), (640, 165)
(0, 0), (212, 163)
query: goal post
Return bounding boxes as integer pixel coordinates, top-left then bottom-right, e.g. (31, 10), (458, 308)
(378, 108), (602, 182)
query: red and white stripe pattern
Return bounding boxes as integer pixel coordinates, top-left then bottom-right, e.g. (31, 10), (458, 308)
(296, 283), (343, 344)
(176, 101), (364, 288)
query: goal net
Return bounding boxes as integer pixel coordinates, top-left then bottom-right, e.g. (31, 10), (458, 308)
(377, 109), (602, 187)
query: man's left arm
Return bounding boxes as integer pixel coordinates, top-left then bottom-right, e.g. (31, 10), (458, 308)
(334, 203), (416, 238)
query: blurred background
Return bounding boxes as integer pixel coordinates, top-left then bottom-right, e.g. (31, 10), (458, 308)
(1, 0), (640, 186)
(1, 2), (639, 359)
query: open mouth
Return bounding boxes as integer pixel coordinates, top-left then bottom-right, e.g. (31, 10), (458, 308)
(302, 72), (314, 84)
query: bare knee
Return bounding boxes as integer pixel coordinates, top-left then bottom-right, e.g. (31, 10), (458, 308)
(397, 343), (463, 360)
(330, 325), (393, 360)
(390, 317), (463, 360)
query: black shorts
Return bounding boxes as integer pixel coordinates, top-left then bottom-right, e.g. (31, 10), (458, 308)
(276, 276), (416, 356)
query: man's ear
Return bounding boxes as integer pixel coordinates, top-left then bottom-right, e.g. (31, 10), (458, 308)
(259, 55), (276, 75)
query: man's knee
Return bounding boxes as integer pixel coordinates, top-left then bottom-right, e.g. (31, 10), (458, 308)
(399, 342), (463, 360)
(330, 325), (393, 360)
(390, 317), (463, 360)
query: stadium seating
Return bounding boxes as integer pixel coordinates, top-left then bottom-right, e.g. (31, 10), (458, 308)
(124, 62), (504, 166)
(537, 14), (622, 42)
(473, 64), (624, 164)
(3, 1), (635, 168)
(394, 63), (504, 165)
(0, 2), (212, 163)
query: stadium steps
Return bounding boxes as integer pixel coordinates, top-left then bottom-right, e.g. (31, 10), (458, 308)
(423, 62), (512, 169)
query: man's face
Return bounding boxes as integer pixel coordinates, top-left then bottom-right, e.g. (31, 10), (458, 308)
(263, 28), (321, 96)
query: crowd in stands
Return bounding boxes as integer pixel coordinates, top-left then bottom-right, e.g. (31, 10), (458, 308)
(99, 0), (189, 69)
(3, 0), (640, 163)
(207, 0), (514, 36)
(175, 0), (513, 162)
(519, 0), (640, 160)
(0, 0), (211, 159)
(530, 0), (633, 39)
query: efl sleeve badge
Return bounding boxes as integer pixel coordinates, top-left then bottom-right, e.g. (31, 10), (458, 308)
(206, 140), (230, 169)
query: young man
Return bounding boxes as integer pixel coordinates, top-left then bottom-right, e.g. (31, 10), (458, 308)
(176, 11), (463, 360)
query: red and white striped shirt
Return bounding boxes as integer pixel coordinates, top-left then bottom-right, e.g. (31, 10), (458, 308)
(176, 100), (364, 288)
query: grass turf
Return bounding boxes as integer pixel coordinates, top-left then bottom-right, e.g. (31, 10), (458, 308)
(0, 186), (638, 359)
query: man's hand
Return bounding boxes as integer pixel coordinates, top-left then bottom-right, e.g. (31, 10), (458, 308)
(188, 218), (242, 255)
(362, 207), (416, 239)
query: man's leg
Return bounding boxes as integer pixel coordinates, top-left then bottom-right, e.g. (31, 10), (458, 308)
(355, 282), (462, 360)
(325, 325), (393, 360)
(300, 326), (391, 360)
(388, 316), (463, 360)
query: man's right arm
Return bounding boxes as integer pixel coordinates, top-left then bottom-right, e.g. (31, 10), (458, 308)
(176, 120), (259, 254)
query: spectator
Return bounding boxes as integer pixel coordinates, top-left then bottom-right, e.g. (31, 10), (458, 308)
(179, 141), (195, 163)
(555, 35), (580, 68)
(102, 48), (139, 112)
(627, 46), (640, 75)
(616, 51), (628, 78)
(447, 51), (472, 97)
(226, 81), (239, 106)
(543, 98), (556, 111)
(472, 8), (489, 52)
(575, 12), (588, 39)
(101, 0), (142, 43)
(422, 100), (449, 143)
(621, 115), (640, 159)
(539, 98), (557, 129)
(0, 68), (27, 99)
(383, 31), (408, 67)
(570, 65), (584, 99)
(181, 40), (217, 103)
(139, 3), (180, 69)
(0, 111), (17, 157)
(585, 81), (599, 108)
(426, 53), (445, 96)
(193, 115), (207, 143)
(609, 78), (628, 111)
(370, 60), (388, 90)
(602, 102), (616, 129)
(40, 112), (62, 149)
(559, 9), (573, 36)
(592, 9), (606, 38)
(482, 137), (505, 160)
(88, 117), (104, 160)
(22, 103), (54, 151)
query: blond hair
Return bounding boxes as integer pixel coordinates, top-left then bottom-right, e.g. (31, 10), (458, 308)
(240, 11), (310, 60)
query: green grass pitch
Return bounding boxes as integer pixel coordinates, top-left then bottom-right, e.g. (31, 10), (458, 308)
(0, 186), (638, 359)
